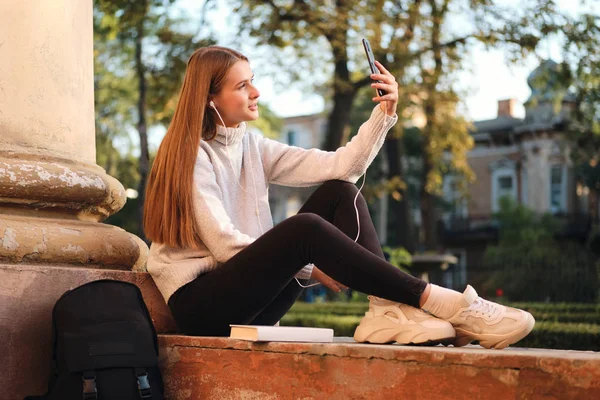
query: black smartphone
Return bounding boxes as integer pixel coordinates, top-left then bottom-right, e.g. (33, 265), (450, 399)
(362, 38), (386, 97)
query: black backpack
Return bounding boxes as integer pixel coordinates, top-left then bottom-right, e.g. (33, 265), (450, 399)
(25, 279), (165, 400)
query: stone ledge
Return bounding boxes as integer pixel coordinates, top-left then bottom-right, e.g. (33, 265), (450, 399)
(159, 335), (600, 400)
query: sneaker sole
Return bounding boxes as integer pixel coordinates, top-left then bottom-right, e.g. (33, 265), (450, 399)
(353, 318), (456, 345)
(449, 312), (536, 349)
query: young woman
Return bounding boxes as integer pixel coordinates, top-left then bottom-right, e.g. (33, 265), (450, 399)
(144, 46), (534, 349)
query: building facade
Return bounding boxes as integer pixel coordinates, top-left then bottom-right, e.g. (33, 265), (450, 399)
(439, 60), (597, 293)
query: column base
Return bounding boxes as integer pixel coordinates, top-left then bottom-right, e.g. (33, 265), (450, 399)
(0, 214), (148, 270)
(0, 152), (126, 221)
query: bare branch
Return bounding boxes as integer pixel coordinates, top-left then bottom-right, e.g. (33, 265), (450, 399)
(408, 34), (472, 60)
(399, 0), (422, 46)
(353, 75), (373, 90)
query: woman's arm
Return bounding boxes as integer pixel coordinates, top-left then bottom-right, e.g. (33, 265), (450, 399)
(258, 105), (397, 187)
(258, 61), (399, 187)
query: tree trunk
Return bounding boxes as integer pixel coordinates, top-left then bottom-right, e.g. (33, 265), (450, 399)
(419, 140), (438, 250)
(384, 127), (415, 252)
(135, 19), (149, 243)
(380, 0), (421, 251)
(323, 87), (356, 151)
(323, 12), (356, 152)
(418, 0), (448, 251)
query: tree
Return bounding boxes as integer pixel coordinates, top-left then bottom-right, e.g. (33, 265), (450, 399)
(94, 2), (141, 235)
(229, 0), (571, 251)
(94, 0), (212, 239)
(561, 12), (600, 220)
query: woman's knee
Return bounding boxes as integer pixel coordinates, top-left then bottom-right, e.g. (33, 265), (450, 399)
(320, 180), (359, 198)
(281, 213), (328, 236)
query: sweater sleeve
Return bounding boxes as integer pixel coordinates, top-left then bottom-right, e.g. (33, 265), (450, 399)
(258, 106), (398, 187)
(192, 149), (256, 263)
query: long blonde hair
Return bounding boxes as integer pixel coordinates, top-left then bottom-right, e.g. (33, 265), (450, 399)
(144, 46), (248, 248)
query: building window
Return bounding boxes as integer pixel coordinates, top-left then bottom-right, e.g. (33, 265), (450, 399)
(492, 171), (517, 212)
(498, 176), (513, 195)
(549, 165), (567, 214)
(576, 182), (590, 214)
(443, 250), (467, 290)
(287, 130), (296, 146)
(490, 159), (518, 213)
(442, 175), (468, 222)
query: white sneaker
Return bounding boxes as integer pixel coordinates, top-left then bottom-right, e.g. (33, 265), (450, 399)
(446, 285), (535, 349)
(354, 296), (456, 345)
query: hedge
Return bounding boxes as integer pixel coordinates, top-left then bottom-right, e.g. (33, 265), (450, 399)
(281, 305), (600, 351)
(288, 302), (600, 325)
(507, 302), (600, 314)
(513, 321), (600, 351)
(289, 302), (369, 316)
(281, 313), (361, 335)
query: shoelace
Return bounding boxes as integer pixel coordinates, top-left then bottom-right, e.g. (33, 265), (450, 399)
(468, 297), (502, 319)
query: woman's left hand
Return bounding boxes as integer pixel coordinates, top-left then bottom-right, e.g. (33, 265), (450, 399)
(311, 266), (348, 293)
(371, 60), (399, 116)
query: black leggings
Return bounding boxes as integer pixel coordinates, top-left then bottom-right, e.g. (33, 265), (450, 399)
(168, 180), (428, 336)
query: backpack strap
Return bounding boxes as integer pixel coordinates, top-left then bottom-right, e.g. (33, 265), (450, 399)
(135, 368), (152, 399)
(82, 370), (98, 400)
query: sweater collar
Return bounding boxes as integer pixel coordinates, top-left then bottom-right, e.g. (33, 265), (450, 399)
(214, 122), (247, 145)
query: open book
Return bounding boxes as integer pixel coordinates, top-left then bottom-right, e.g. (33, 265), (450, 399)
(229, 325), (334, 343)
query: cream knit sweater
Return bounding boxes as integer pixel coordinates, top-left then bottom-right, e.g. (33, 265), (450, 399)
(147, 106), (398, 303)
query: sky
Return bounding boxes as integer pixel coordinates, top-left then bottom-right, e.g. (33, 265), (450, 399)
(170, 0), (592, 123)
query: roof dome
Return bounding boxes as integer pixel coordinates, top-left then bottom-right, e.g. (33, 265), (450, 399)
(526, 59), (575, 103)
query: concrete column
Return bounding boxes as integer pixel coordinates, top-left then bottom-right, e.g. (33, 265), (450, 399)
(524, 140), (552, 213)
(0, 0), (147, 269)
(0, 2), (155, 397)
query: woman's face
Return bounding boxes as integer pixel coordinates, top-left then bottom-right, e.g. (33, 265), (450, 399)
(211, 60), (260, 127)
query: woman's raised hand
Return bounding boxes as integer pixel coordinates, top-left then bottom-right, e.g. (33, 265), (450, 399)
(371, 60), (399, 116)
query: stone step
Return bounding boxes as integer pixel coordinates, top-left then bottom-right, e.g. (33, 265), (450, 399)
(158, 334), (600, 400)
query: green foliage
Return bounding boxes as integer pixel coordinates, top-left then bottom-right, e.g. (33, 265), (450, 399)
(289, 301), (600, 323)
(513, 321), (600, 352)
(289, 302), (369, 316)
(483, 198), (599, 303)
(508, 302), (600, 314)
(382, 246), (412, 274)
(492, 197), (561, 246)
(281, 313), (362, 336)
(520, 311), (600, 325)
(560, 13), (600, 194)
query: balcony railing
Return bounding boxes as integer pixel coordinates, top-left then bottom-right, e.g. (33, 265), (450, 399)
(439, 213), (596, 243)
